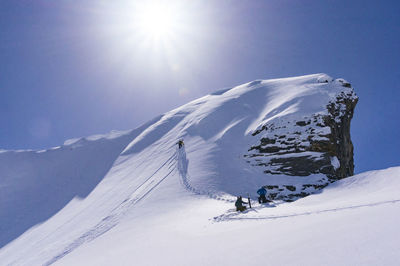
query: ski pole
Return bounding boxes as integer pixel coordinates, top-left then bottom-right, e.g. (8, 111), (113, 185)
(247, 193), (252, 208)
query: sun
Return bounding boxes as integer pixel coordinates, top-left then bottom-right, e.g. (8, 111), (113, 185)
(94, 0), (197, 75)
(135, 2), (179, 40)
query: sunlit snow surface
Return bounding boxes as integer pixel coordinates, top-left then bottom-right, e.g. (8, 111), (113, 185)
(1, 74), (398, 265)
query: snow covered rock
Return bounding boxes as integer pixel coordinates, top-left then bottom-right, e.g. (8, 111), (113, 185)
(244, 74), (358, 200)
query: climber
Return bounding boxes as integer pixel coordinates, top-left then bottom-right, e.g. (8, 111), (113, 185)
(257, 187), (268, 203)
(177, 139), (184, 149)
(235, 196), (248, 212)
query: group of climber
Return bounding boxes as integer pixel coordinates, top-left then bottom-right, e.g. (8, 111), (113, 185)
(234, 186), (271, 212)
(176, 139), (271, 213)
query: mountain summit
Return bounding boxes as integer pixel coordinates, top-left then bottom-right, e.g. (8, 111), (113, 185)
(0, 74), (369, 266)
(120, 73), (358, 200)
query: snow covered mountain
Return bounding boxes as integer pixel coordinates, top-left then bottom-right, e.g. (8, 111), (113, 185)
(1, 74), (399, 266)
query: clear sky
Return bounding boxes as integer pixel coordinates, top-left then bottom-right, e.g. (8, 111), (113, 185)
(1, 0), (399, 173)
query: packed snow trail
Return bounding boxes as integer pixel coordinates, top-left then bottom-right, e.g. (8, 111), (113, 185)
(177, 146), (235, 203)
(213, 198), (400, 222)
(45, 152), (178, 266)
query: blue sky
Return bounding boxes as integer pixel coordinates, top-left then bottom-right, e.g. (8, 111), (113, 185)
(1, 0), (399, 173)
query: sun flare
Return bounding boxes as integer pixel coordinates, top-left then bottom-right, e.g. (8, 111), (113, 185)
(97, 0), (198, 75)
(136, 3), (179, 39)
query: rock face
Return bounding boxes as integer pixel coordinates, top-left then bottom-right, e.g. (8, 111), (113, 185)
(244, 76), (358, 201)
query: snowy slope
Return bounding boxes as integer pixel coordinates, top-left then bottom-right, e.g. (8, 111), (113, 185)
(57, 167), (400, 266)
(0, 74), (398, 265)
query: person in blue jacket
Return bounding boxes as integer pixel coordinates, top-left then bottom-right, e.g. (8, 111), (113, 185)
(257, 187), (268, 203)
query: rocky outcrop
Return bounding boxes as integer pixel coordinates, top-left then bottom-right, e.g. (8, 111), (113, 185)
(244, 77), (358, 201)
(324, 88), (358, 178)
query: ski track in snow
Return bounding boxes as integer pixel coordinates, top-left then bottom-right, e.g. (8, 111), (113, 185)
(213, 199), (400, 222)
(46, 147), (227, 266)
(45, 153), (178, 266)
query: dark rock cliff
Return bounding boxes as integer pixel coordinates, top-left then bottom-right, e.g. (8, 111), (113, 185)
(244, 78), (358, 201)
